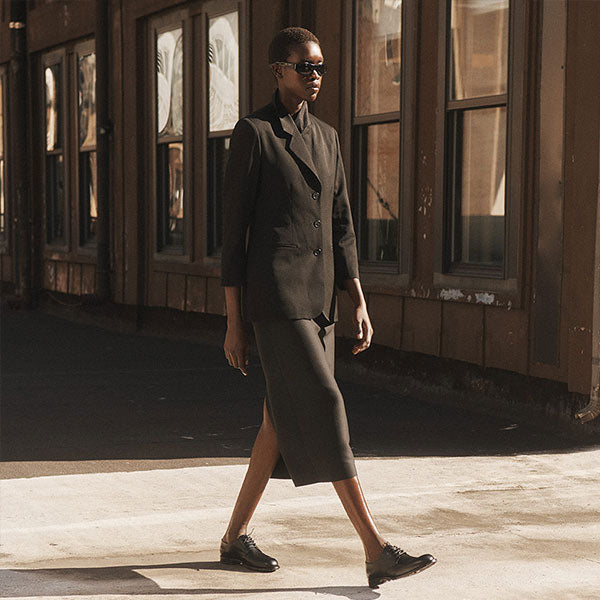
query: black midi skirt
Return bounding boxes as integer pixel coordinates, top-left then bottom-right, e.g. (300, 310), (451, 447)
(251, 313), (357, 487)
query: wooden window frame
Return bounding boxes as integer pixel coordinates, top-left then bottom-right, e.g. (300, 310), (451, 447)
(72, 38), (97, 255)
(343, 0), (418, 289)
(148, 8), (191, 261)
(192, 0), (248, 266)
(203, 0), (243, 258)
(433, 0), (528, 304)
(0, 64), (8, 254)
(146, 0), (248, 269)
(42, 48), (69, 253)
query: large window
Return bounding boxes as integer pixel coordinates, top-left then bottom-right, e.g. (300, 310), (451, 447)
(353, 0), (403, 265)
(207, 9), (239, 256)
(0, 66), (7, 248)
(43, 52), (67, 247)
(76, 42), (98, 247)
(149, 3), (243, 261)
(155, 23), (185, 251)
(444, 0), (509, 274)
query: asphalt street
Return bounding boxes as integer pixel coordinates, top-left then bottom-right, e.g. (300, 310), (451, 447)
(1, 305), (599, 599)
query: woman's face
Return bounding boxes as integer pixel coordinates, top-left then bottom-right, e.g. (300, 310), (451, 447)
(275, 41), (324, 103)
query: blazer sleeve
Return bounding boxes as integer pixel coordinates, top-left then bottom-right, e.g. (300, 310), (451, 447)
(332, 130), (360, 290)
(220, 118), (261, 287)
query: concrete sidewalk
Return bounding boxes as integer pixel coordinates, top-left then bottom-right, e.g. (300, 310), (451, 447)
(1, 452), (599, 599)
(1, 306), (599, 599)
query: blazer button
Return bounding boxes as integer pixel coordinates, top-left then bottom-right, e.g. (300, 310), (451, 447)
(312, 191), (320, 200)
(313, 219), (321, 228)
(313, 247), (322, 256)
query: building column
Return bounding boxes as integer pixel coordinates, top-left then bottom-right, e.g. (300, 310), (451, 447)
(576, 130), (600, 423)
(9, 0), (31, 306)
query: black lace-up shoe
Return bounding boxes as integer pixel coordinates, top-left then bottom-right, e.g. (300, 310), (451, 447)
(366, 543), (436, 588)
(220, 534), (279, 572)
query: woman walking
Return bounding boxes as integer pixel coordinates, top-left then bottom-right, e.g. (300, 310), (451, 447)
(220, 27), (436, 589)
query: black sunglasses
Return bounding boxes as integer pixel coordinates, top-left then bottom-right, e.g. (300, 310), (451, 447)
(272, 61), (327, 76)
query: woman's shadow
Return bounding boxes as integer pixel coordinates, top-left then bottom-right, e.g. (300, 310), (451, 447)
(0, 561), (381, 599)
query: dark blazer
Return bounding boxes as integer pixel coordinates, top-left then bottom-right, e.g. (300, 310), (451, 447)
(220, 91), (360, 323)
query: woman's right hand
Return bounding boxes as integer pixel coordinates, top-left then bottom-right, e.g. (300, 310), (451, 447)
(224, 321), (249, 376)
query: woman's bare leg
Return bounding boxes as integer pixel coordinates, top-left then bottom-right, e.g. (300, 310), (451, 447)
(222, 399), (280, 543)
(333, 476), (386, 562)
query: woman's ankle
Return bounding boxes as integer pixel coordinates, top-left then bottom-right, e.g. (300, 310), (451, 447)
(365, 540), (387, 563)
(222, 529), (246, 544)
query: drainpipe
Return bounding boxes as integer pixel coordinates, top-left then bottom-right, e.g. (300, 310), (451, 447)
(95, 0), (111, 302)
(9, 0), (31, 306)
(575, 126), (600, 423)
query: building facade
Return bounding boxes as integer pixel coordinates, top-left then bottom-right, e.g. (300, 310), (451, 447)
(1, 0), (599, 423)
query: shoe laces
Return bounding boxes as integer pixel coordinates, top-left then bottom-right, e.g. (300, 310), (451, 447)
(239, 533), (257, 549)
(385, 543), (406, 561)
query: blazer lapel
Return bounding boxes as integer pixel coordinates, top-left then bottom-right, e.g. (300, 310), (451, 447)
(272, 93), (322, 192)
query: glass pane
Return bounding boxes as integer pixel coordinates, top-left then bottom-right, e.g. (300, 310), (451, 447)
(450, 0), (509, 100)
(360, 122), (400, 261)
(355, 0), (402, 117)
(209, 11), (239, 132)
(450, 107), (506, 266)
(156, 26), (183, 138)
(78, 51), (97, 148)
(0, 159), (4, 234)
(79, 151), (98, 244)
(46, 153), (65, 243)
(207, 136), (230, 254)
(157, 142), (184, 248)
(45, 63), (62, 151)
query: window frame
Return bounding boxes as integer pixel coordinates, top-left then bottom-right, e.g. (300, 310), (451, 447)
(433, 0), (527, 303)
(42, 47), (70, 252)
(203, 1), (242, 258)
(148, 8), (192, 261)
(0, 64), (8, 254)
(345, 0), (418, 289)
(72, 38), (97, 254)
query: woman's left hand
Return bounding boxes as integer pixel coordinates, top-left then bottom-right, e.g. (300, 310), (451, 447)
(352, 303), (373, 355)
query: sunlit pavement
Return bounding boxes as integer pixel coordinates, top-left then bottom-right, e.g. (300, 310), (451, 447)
(1, 453), (600, 600)
(1, 306), (599, 599)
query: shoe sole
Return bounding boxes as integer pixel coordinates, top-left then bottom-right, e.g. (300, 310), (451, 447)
(368, 557), (437, 589)
(220, 555), (280, 573)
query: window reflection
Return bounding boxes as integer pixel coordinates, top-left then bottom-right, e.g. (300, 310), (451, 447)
(46, 154), (65, 243)
(450, 0), (508, 100)
(207, 137), (230, 254)
(78, 52), (96, 148)
(157, 27), (183, 137)
(209, 11), (239, 131)
(449, 107), (506, 266)
(157, 142), (184, 248)
(45, 63), (62, 151)
(355, 0), (402, 117)
(78, 50), (97, 245)
(360, 122), (400, 262)
(79, 151), (97, 243)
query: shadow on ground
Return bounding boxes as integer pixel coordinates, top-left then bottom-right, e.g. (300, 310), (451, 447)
(1, 306), (596, 470)
(0, 563), (379, 599)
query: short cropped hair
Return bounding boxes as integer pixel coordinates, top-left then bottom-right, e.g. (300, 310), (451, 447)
(268, 27), (320, 64)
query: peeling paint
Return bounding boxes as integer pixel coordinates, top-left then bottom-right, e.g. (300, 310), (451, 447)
(440, 288), (465, 301)
(475, 292), (495, 305)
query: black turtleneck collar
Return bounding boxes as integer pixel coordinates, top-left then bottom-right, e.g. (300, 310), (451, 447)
(271, 89), (309, 133)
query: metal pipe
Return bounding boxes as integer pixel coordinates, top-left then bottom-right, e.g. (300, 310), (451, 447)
(9, 0), (31, 307)
(95, 0), (111, 301)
